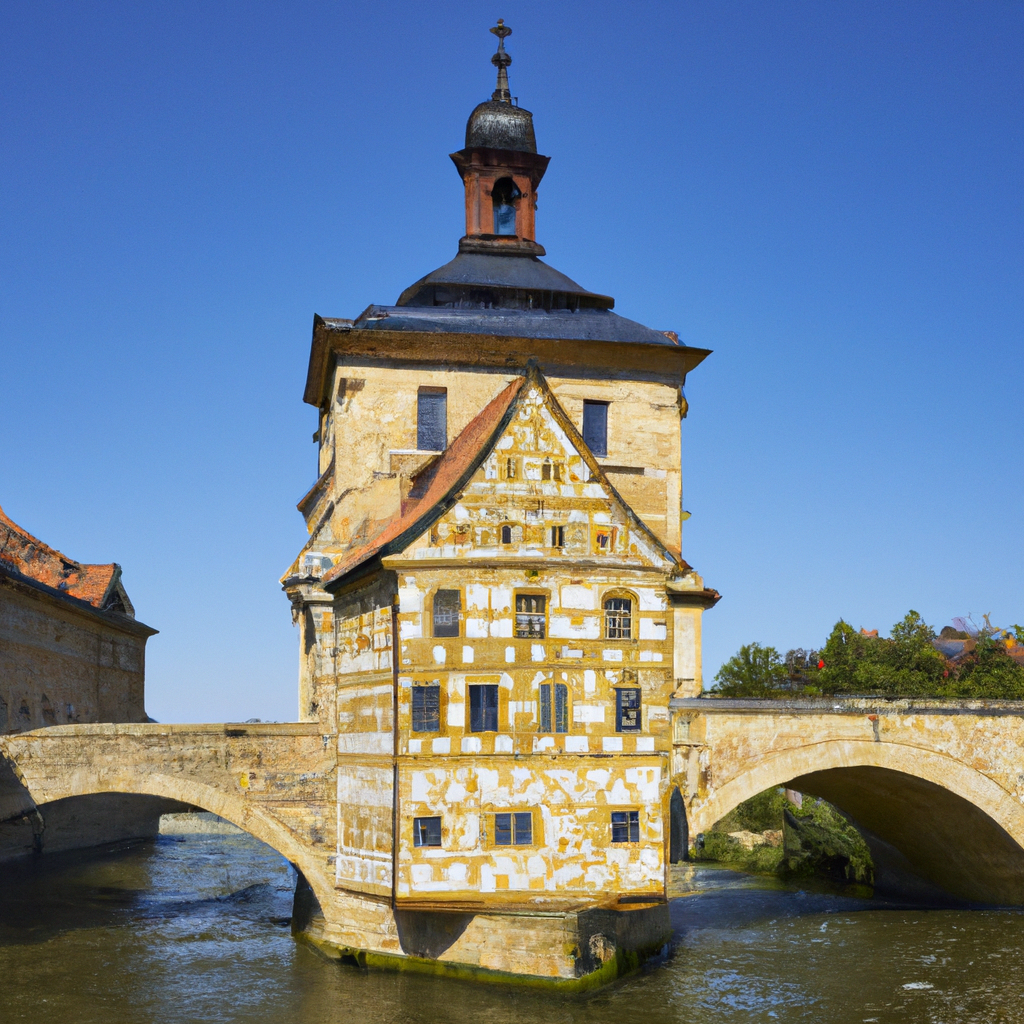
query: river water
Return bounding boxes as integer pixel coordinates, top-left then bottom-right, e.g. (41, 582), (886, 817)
(2, 832), (1024, 1024)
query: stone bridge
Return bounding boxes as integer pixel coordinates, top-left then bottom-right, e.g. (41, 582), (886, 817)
(0, 722), (340, 913)
(6, 698), (1024, 981)
(672, 697), (1024, 905)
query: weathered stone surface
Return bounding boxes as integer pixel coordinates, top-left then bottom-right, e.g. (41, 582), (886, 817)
(674, 698), (1024, 904)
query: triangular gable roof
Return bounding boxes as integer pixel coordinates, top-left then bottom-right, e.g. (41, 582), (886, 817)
(320, 376), (527, 586)
(0, 503), (131, 613)
(321, 366), (687, 589)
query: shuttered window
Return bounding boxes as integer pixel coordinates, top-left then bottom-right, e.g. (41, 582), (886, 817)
(538, 682), (568, 733)
(469, 684), (499, 732)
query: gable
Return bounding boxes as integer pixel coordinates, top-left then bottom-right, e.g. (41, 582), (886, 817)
(399, 377), (678, 571)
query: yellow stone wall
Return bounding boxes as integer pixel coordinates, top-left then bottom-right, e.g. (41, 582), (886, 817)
(308, 362), (683, 556)
(306, 377), (702, 905)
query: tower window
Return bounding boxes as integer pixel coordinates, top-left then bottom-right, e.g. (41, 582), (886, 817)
(616, 688), (641, 732)
(550, 525), (565, 548)
(411, 684), (441, 732)
(604, 597), (632, 639)
(583, 401), (608, 457)
(501, 525), (513, 545)
(611, 810), (640, 844)
(515, 594), (546, 638)
(417, 388), (447, 451)
(414, 816), (442, 847)
(469, 684), (499, 732)
(539, 682), (569, 733)
(433, 589), (460, 637)
(491, 177), (521, 235)
(494, 811), (533, 846)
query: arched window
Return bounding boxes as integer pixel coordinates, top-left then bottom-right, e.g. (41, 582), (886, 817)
(491, 177), (521, 235)
(501, 525), (513, 545)
(604, 596), (632, 640)
(433, 589), (460, 637)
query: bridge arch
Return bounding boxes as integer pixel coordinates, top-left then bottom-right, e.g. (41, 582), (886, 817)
(17, 769), (336, 913)
(693, 739), (1024, 905)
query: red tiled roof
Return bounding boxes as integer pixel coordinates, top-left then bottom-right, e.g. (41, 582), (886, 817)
(0, 503), (121, 610)
(321, 376), (527, 586)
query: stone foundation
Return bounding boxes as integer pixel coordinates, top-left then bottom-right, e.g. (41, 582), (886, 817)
(292, 872), (671, 988)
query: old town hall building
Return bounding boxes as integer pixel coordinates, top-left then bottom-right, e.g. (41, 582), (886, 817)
(281, 22), (717, 969)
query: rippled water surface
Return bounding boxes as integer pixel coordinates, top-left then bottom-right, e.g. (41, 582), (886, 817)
(2, 833), (1024, 1024)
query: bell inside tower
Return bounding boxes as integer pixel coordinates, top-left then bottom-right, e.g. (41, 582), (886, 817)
(491, 177), (521, 235)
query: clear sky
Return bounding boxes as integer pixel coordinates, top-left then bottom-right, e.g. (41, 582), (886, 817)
(1, 1), (1021, 722)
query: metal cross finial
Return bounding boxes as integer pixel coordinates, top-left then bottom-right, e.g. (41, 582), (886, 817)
(489, 19), (512, 103)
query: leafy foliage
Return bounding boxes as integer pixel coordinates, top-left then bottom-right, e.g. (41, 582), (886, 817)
(713, 643), (789, 697)
(712, 610), (1024, 699)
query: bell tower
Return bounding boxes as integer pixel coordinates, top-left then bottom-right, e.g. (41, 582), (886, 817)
(450, 20), (550, 257)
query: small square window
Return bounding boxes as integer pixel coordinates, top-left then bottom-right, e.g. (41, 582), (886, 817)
(495, 811), (533, 846)
(611, 810), (639, 844)
(515, 594), (546, 638)
(433, 589), (460, 638)
(411, 685), (440, 733)
(616, 688), (641, 732)
(469, 684), (499, 732)
(413, 815), (442, 847)
(583, 400), (608, 458)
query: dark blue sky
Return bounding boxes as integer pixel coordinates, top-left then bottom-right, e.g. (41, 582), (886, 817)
(2, 1), (1021, 721)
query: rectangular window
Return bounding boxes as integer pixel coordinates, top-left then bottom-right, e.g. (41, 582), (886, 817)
(550, 525), (565, 548)
(469, 684), (499, 732)
(411, 684), (440, 732)
(432, 589), (460, 637)
(554, 682), (568, 733)
(611, 810), (640, 844)
(417, 388), (447, 451)
(494, 811), (533, 846)
(515, 594), (546, 638)
(413, 815), (442, 847)
(538, 682), (568, 733)
(616, 688), (642, 732)
(582, 400), (608, 457)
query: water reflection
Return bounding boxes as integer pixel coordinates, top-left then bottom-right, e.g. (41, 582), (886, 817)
(1, 833), (1024, 1024)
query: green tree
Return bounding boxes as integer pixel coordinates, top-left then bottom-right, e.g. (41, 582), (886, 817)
(714, 643), (788, 697)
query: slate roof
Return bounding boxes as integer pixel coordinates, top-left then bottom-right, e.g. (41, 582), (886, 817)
(351, 304), (685, 347)
(396, 252), (612, 308)
(0, 503), (131, 614)
(320, 376), (527, 587)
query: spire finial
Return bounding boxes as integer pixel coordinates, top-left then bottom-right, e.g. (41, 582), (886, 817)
(489, 19), (512, 104)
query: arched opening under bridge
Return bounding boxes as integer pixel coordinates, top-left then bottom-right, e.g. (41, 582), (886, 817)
(693, 739), (1024, 905)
